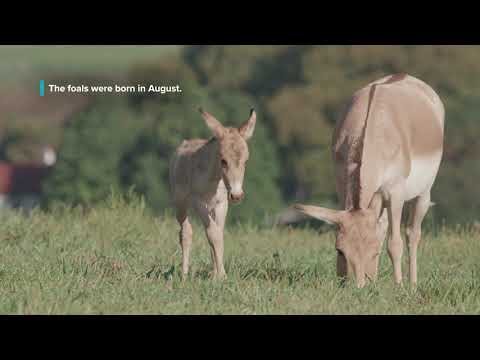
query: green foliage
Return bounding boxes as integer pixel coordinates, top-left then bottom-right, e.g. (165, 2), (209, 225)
(127, 55), (199, 104)
(43, 98), (144, 206)
(185, 46), (291, 91)
(433, 94), (480, 224)
(119, 81), (213, 214)
(185, 45), (480, 223)
(42, 45), (480, 225)
(45, 68), (284, 224)
(122, 86), (284, 223)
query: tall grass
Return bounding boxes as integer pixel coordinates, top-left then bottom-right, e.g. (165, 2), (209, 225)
(0, 193), (479, 314)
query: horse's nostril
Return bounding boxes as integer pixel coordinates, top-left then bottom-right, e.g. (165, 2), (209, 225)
(229, 192), (244, 202)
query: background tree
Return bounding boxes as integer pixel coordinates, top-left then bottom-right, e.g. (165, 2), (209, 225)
(121, 85), (284, 224)
(42, 45), (480, 226)
(42, 98), (144, 206)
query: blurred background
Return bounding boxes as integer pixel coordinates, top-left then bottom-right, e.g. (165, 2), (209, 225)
(0, 45), (478, 226)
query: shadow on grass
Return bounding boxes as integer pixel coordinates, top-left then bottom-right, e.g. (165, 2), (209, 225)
(145, 264), (175, 281)
(144, 263), (216, 282)
(233, 261), (334, 286)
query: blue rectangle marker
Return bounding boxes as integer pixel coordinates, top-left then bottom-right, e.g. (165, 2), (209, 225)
(40, 80), (45, 97)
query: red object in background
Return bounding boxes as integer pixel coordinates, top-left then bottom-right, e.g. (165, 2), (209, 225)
(0, 161), (50, 195)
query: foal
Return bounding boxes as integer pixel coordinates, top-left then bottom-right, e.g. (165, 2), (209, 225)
(169, 108), (256, 279)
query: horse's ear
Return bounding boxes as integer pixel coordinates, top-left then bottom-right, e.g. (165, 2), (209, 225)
(238, 109), (256, 141)
(292, 204), (347, 225)
(199, 108), (225, 139)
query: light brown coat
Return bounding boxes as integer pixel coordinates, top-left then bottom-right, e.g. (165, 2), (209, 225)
(294, 74), (444, 287)
(169, 108), (256, 279)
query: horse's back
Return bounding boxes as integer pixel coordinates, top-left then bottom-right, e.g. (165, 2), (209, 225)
(169, 138), (209, 203)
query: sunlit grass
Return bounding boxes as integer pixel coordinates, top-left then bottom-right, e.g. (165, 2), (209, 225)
(0, 194), (479, 314)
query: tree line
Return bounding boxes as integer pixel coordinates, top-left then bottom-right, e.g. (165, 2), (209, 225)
(42, 46), (480, 225)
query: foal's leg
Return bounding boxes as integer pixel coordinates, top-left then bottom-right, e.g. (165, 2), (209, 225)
(212, 199), (228, 277)
(176, 204), (193, 279)
(194, 200), (228, 280)
(406, 191), (431, 287)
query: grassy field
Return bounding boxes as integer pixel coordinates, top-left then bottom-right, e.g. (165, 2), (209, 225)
(0, 194), (479, 315)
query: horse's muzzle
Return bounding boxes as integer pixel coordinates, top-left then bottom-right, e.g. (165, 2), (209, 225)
(228, 191), (244, 203)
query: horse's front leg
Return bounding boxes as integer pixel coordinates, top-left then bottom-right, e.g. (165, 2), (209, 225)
(194, 198), (228, 280)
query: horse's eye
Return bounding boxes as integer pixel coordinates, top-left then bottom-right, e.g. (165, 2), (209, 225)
(221, 159), (228, 169)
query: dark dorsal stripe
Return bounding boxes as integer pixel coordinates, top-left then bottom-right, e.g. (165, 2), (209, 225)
(382, 72), (408, 85)
(357, 73), (411, 209)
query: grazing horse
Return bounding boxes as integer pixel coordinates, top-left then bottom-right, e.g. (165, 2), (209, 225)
(169, 108), (256, 279)
(294, 73), (444, 287)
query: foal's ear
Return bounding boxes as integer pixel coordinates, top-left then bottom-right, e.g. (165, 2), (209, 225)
(238, 109), (256, 141)
(199, 108), (225, 139)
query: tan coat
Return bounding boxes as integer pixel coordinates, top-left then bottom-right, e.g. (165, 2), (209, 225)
(169, 108), (256, 279)
(295, 74), (444, 287)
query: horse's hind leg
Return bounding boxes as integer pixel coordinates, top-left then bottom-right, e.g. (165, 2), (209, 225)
(406, 191), (431, 287)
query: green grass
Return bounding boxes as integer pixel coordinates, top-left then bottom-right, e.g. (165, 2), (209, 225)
(0, 194), (479, 314)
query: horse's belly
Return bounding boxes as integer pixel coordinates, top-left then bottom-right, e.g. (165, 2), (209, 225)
(404, 152), (442, 200)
